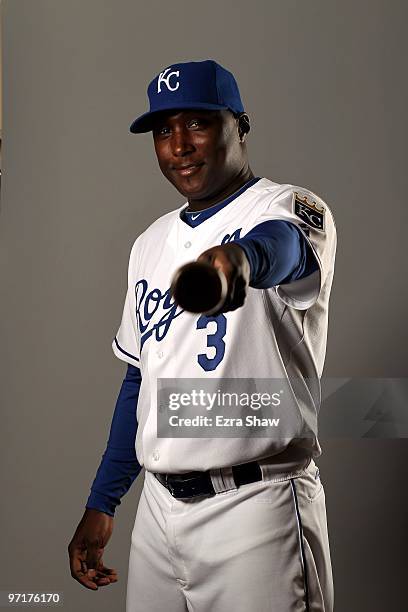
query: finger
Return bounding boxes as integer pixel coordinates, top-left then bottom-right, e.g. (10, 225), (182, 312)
(198, 250), (231, 276)
(94, 564), (119, 583)
(93, 574), (111, 587)
(98, 566), (118, 579)
(232, 276), (248, 306)
(197, 251), (213, 265)
(95, 570), (118, 586)
(69, 555), (99, 590)
(219, 270), (238, 310)
(78, 575), (99, 590)
(76, 572), (99, 590)
(90, 571), (117, 588)
(226, 270), (249, 308)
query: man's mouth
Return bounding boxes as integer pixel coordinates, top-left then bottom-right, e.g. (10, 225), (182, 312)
(172, 163), (205, 177)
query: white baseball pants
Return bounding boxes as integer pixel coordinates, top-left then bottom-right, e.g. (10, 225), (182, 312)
(126, 458), (334, 611)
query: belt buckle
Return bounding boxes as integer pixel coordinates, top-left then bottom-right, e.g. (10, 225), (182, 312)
(166, 473), (214, 499)
(165, 474), (190, 499)
(165, 474), (176, 497)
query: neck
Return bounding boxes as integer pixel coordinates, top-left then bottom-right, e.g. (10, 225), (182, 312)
(186, 166), (255, 212)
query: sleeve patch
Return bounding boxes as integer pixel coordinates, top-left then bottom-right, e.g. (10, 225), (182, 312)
(293, 192), (325, 232)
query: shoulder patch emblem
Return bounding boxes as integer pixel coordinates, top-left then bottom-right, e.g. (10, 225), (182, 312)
(293, 192), (325, 232)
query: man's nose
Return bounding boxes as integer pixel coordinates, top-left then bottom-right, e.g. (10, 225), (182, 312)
(170, 128), (195, 157)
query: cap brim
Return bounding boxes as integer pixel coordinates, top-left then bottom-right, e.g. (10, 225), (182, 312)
(129, 102), (229, 133)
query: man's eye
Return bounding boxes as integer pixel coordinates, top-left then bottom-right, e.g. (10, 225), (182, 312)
(188, 119), (203, 128)
(158, 126), (170, 135)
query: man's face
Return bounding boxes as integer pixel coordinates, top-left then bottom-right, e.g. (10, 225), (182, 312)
(151, 109), (244, 200)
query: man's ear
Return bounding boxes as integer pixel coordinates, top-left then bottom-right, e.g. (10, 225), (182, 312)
(238, 113), (251, 142)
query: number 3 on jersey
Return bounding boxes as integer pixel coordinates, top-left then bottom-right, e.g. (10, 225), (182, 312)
(196, 314), (227, 371)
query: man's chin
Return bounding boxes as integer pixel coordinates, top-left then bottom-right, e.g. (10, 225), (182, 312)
(170, 177), (210, 200)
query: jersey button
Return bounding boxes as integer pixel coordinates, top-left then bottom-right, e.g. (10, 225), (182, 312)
(157, 350), (163, 359)
(152, 451), (160, 461)
(184, 241), (192, 248)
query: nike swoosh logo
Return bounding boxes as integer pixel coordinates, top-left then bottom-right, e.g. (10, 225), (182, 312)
(191, 214), (201, 221)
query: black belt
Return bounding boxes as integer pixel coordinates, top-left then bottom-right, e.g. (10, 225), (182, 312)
(154, 461), (263, 499)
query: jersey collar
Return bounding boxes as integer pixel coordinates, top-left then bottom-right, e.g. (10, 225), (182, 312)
(180, 176), (261, 228)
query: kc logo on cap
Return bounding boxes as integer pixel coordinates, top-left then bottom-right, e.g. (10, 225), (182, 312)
(157, 68), (180, 93)
(129, 60), (245, 134)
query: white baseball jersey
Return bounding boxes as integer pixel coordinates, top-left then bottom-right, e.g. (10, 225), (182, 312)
(112, 177), (337, 474)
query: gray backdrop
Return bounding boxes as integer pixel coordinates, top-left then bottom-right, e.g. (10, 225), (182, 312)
(1, 1), (407, 610)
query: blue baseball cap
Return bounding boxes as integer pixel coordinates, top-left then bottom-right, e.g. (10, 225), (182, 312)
(129, 60), (245, 134)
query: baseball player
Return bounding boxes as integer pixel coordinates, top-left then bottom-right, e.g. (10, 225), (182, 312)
(69, 60), (336, 611)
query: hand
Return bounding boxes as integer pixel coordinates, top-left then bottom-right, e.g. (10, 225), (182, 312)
(197, 243), (250, 314)
(68, 508), (118, 590)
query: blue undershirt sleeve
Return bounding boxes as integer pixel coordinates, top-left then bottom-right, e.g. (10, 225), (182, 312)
(234, 220), (319, 289)
(85, 364), (142, 517)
